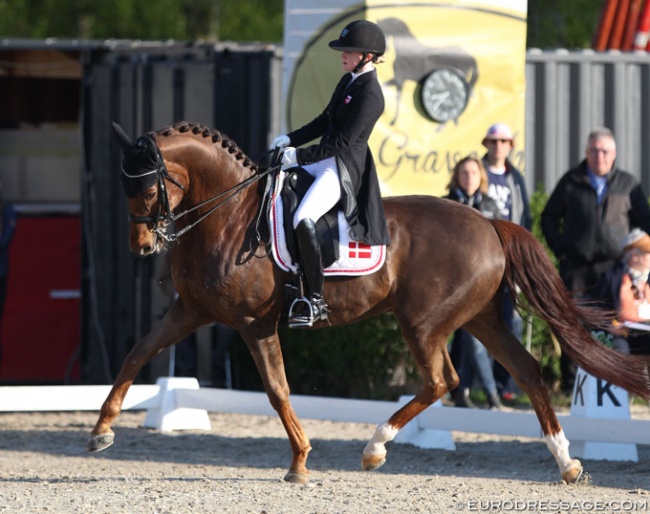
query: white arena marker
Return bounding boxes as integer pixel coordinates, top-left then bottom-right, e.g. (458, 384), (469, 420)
(569, 367), (638, 462)
(143, 377), (212, 432)
(393, 396), (456, 450)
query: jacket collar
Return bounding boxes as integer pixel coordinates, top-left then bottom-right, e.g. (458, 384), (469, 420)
(576, 159), (618, 184)
(347, 68), (376, 91)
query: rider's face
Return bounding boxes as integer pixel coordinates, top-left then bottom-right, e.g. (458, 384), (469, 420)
(340, 51), (365, 73)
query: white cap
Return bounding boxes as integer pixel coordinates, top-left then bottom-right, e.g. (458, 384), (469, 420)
(482, 123), (514, 146)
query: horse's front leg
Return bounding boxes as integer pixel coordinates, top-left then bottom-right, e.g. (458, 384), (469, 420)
(243, 329), (311, 484)
(87, 300), (204, 452)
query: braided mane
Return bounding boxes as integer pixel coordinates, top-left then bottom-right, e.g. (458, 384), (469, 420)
(151, 121), (259, 173)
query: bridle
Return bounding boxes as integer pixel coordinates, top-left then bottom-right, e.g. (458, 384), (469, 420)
(121, 144), (183, 228)
(123, 143), (279, 243)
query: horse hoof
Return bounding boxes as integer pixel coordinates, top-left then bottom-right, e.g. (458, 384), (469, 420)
(361, 453), (386, 471)
(283, 470), (310, 484)
(87, 433), (114, 453)
(562, 459), (583, 484)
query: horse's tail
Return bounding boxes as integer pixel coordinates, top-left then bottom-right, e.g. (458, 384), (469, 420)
(490, 219), (650, 400)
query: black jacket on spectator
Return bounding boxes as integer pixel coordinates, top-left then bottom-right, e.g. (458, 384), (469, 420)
(542, 160), (650, 268)
(588, 260), (627, 313)
(444, 189), (501, 220)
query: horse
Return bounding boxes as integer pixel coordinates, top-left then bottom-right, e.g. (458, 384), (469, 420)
(88, 120), (650, 485)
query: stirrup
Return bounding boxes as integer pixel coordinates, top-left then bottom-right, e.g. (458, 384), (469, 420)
(288, 296), (328, 328)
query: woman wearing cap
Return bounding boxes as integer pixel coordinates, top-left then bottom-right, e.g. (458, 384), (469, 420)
(270, 20), (390, 328)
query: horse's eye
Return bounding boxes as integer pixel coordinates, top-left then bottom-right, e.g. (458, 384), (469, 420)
(144, 192), (156, 201)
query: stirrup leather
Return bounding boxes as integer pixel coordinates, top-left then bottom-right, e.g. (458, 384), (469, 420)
(288, 296), (329, 328)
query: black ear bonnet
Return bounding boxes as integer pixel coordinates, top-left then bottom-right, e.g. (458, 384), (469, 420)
(120, 136), (165, 198)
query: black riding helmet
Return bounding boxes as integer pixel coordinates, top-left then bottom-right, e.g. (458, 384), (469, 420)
(329, 20), (386, 57)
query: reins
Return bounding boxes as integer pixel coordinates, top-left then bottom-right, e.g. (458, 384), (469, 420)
(123, 135), (280, 245)
(157, 164), (278, 243)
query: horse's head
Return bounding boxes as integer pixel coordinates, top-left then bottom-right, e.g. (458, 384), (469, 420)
(112, 122), (187, 256)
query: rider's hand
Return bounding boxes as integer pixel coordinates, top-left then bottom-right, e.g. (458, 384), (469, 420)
(270, 134), (290, 150)
(281, 147), (297, 171)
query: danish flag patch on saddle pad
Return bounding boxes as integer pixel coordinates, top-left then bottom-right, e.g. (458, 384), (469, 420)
(269, 171), (386, 276)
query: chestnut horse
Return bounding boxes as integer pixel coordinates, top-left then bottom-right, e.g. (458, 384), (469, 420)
(89, 121), (650, 485)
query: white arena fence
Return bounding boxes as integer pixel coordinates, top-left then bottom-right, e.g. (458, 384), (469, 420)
(0, 368), (648, 462)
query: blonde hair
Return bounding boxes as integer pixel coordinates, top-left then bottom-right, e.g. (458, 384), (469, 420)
(446, 156), (489, 194)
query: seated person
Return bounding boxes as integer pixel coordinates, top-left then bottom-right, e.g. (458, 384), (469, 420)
(590, 228), (650, 355)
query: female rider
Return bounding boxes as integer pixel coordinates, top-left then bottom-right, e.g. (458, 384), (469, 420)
(271, 20), (390, 327)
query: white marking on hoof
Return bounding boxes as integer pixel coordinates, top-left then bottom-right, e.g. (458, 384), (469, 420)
(362, 422), (398, 461)
(546, 430), (582, 481)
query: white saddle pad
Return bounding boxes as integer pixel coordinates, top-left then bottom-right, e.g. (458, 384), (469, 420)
(269, 171), (386, 276)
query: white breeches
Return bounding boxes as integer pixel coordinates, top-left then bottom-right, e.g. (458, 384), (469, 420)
(293, 156), (342, 228)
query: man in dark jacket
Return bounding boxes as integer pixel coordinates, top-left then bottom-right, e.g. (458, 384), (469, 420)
(541, 126), (650, 391)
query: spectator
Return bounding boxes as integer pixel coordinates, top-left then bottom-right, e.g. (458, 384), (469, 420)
(445, 155), (500, 218)
(445, 156), (503, 409)
(590, 228), (650, 355)
(482, 123), (531, 228)
(0, 181), (17, 365)
(482, 122), (531, 400)
(541, 127), (650, 391)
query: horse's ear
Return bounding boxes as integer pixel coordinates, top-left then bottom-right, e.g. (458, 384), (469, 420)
(111, 121), (132, 151)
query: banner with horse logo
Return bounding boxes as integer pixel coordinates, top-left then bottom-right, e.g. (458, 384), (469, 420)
(283, 0), (527, 197)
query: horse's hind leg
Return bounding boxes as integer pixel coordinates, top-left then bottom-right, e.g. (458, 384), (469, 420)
(361, 334), (458, 471)
(87, 299), (205, 452)
(468, 316), (583, 484)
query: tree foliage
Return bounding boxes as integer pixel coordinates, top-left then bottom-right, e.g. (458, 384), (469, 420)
(0, 0), (603, 49)
(527, 0), (604, 49)
(0, 0), (283, 42)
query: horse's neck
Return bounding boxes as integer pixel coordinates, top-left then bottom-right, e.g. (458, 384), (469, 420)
(188, 159), (258, 227)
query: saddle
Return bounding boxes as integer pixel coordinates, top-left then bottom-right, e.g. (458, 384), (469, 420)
(279, 168), (340, 269)
(259, 160), (386, 326)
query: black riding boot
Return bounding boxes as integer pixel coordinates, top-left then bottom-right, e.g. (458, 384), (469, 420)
(288, 218), (328, 328)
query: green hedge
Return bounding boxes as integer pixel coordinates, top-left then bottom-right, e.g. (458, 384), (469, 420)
(229, 314), (420, 400)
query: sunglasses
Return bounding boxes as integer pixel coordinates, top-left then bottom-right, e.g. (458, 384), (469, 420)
(487, 139), (511, 144)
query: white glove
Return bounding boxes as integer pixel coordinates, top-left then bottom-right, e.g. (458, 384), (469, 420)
(270, 134), (290, 150)
(281, 147), (297, 170)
